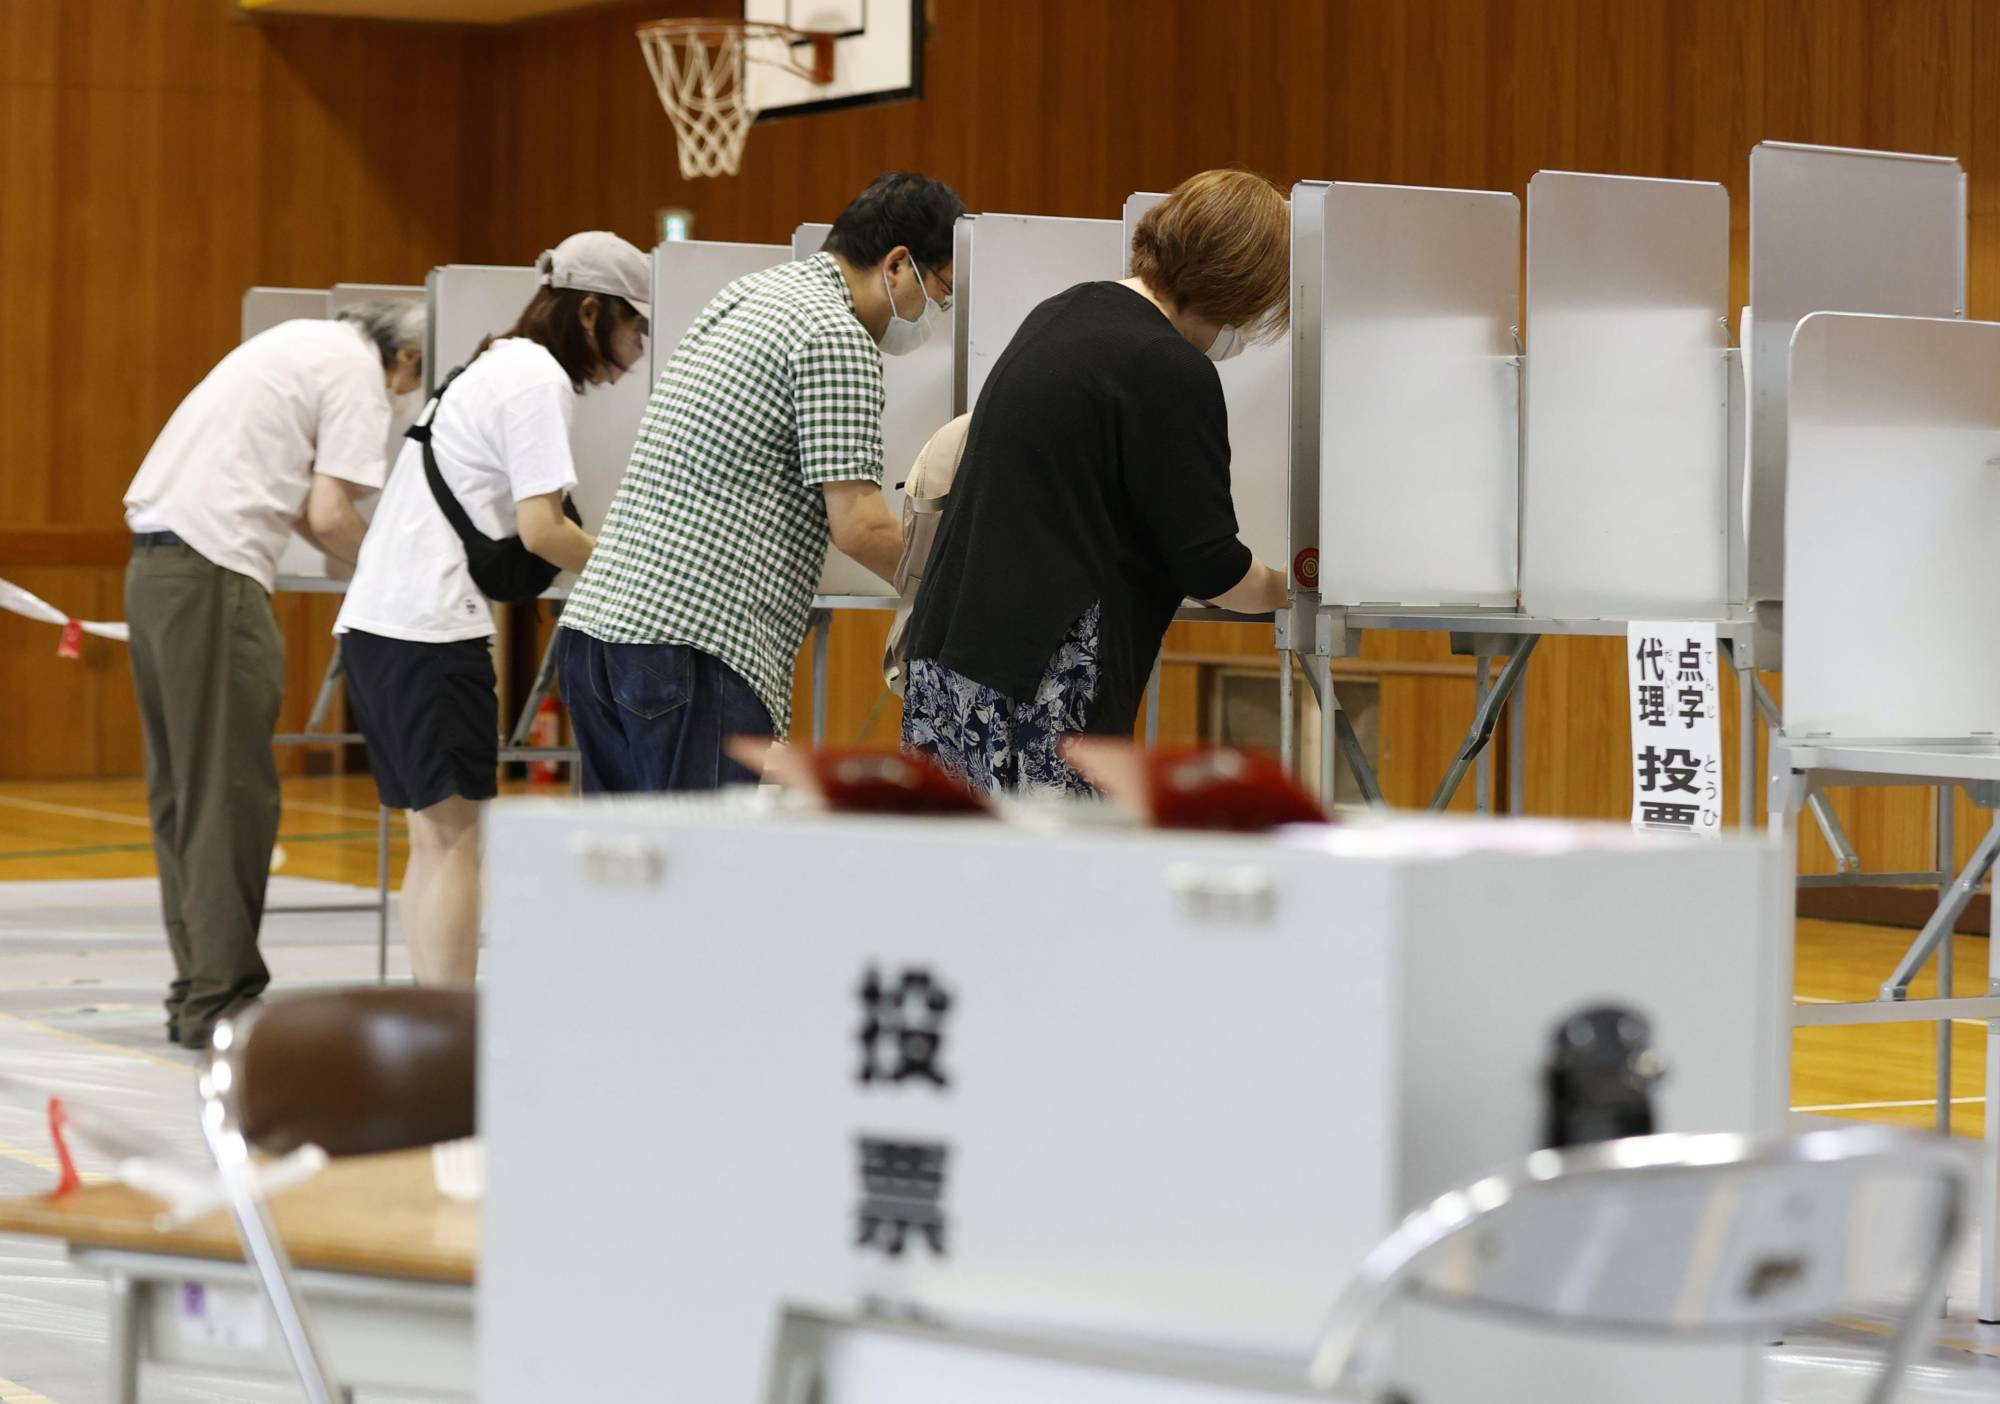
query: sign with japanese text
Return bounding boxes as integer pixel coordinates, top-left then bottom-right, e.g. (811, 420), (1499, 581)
(1627, 623), (1723, 838)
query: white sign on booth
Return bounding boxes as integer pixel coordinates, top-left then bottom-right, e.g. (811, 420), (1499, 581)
(1627, 621), (1723, 837)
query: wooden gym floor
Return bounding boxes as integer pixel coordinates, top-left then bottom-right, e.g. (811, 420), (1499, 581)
(0, 774), (1989, 1139)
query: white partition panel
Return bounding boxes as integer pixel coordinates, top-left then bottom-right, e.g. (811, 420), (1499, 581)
(647, 239), (789, 385)
(1747, 142), (1966, 602)
(330, 283), (428, 466)
(266, 284), (423, 582)
(1123, 193), (1290, 575)
(426, 264), (535, 393)
(1521, 172), (1730, 619)
(328, 281), (422, 315)
(795, 224), (955, 598)
(240, 286), (329, 341)
(1784, 313), (2000, 740)
(1314, 183), (1520, 607)
(247, 289), (341, 583)
(429, 264), (649, 536)
(953, 213), (1124, 414)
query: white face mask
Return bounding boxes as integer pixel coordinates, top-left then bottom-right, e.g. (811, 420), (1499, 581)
(878, 259), (943, 356)
(1204, 323), (1246, 363)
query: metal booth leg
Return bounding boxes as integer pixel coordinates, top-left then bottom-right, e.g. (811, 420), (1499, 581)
(1278, 650), (1296, 778)
(107, 1270), (142, 1404)
(1507, 658), (1526, 816)
(1750, 674), (1864, 866)
(809, 609), (831, 747)
(1725, 641), (1756, 832)
(1937, 787), (1957, 1137)
(508, 626), (565, 748)
(1298, 655), (1381, 810)
(1985, 869), (2000, 1322)
(304, 642), (344, 734)
(1144, 655), (1161, 747)
(377, 804), (391, 985)
(1807, 787), (1861, 874)
(1767, 765), (1807, 841)
(1883, 804), (2000, 1004)
(1473, 656), (1491, 815)
(1315, 653), (1337, 806)
(1429, 639), (1538, 812)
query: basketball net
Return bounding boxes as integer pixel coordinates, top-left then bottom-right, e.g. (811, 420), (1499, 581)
(637, 20), (834, 180)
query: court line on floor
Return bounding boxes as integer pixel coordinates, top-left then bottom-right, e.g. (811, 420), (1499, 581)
(282, 798), (398, 823)
(0, 1372), (60, 1403)
(0, 1140), (57, 1175)
(1792, 1095), (1986, 1113)
(0, 796), (150, 829)
(0, 829), (392, 862)
(0, 791), (397, 830)
(0, 1013), (194, 1077)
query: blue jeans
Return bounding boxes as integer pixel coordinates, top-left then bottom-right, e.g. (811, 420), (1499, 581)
(555, 628), (774, 793)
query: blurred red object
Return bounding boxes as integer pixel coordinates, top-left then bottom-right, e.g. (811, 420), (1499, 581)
(527, 694), (563, 785)
(1142, 747), (1327, 832)
(48, 1097), (80, 1198)
(806, 749), (991, 816)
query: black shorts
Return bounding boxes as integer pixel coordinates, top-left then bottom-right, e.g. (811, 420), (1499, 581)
(340, 631), (498, 811)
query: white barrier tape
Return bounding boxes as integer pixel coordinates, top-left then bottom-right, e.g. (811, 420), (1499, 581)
(0, 577), (129, 645)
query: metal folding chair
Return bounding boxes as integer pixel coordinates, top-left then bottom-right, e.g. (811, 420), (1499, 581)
(1310, 1124), (1971, 1404)
(768, 1125), (1966, 1404)
(198, 987), (477, 1404)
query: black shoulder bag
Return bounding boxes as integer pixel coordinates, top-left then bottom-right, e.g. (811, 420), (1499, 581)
(411, 366), (582, 606)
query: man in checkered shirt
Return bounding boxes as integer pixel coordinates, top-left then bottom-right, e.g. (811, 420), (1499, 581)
(557, 172), (966, 791)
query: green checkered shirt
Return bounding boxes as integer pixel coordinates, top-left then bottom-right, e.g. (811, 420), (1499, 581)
(561, 253), (885, 733)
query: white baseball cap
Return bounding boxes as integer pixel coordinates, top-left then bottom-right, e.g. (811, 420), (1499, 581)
(537, 231), (651, 322)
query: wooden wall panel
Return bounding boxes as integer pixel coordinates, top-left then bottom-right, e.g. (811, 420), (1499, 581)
(7, 0), (1999, 907)
(0, 0), (485, 779)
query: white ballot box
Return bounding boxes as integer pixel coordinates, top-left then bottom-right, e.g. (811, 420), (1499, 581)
(481, 803), (1788, 1403)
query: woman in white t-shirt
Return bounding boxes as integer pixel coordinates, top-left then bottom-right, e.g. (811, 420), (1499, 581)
(335, 232), (650, 985)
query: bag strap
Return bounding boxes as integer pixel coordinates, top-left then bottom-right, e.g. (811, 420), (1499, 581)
(410, 368), (495, 552)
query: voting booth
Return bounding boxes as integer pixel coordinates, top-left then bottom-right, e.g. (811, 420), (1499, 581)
(481, 801), (1789, 1402)
(424, 262), (651, 537)
(1745, 142), (1966, 604)
(1122, 192), (1289, 576)
(1771, 310), (2000, 1319)
(252, 283), (425, 586)
(1298, 181), (1519, 611)
(952, 212), (1124, 414)
(1520, 172), (1732, 620)
(793, 222), (956, 600)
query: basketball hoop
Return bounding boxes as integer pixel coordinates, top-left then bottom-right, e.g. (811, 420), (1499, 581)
(637, 19), (836, 180)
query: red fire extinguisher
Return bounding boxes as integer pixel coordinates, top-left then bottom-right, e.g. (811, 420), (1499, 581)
(529, 694), (563, 785)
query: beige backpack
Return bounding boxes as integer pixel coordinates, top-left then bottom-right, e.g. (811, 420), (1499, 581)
(883, 413), (972, 696)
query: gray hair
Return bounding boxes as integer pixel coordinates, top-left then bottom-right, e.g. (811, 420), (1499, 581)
(335, 299), (427, 371)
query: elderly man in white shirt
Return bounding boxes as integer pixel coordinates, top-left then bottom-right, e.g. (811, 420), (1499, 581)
(123, 299), (424, 1049)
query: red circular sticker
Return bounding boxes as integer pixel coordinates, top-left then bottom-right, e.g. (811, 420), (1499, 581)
(1292, 548), (1319, 588)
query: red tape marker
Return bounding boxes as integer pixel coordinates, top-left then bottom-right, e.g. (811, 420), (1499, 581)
(56, 619), (82, 660)
(48, 1097), (81, 1198)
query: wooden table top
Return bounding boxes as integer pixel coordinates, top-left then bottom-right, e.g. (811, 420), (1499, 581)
(0, 1148), (476, 1286)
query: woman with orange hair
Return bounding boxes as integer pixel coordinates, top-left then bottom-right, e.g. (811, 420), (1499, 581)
(902, 169), (1291, 797)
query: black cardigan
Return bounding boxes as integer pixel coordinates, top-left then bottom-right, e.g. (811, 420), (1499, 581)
(905, 281), (1253, 736)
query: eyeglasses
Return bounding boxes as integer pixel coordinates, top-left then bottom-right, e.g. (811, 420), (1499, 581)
(914, 260), (953, 314)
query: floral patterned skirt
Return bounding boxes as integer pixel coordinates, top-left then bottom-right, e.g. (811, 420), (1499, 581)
(901, 603), (1101, 798)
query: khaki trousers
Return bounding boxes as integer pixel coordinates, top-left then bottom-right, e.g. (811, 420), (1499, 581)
(125, 541), (283, 1036)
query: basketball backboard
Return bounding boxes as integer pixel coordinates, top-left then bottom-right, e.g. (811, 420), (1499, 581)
(742, 0), (923, 119)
